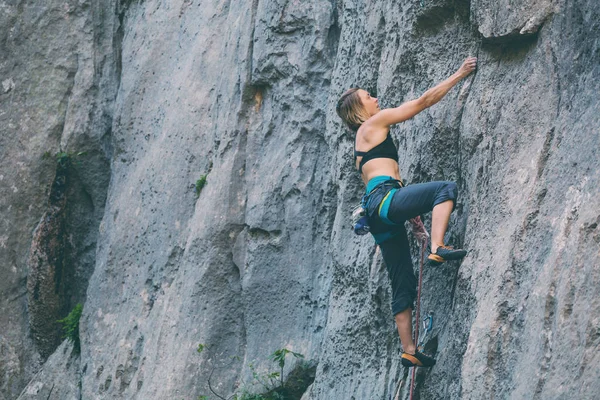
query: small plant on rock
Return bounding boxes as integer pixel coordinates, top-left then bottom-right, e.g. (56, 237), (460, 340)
(196, 344), (312, 400)
(195, 175), (208, 197)
(270, 349), (303, 388)
(57, 303), (83, 353)
(43, 150), (88, 168)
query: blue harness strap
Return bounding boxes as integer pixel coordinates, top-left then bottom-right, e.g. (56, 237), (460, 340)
(366, 176), (395, 192)
(372, 187), (402, 244)
(364, 176), (404, 244)
(378, 188), (397, 225)
(372, 230), (401, 244)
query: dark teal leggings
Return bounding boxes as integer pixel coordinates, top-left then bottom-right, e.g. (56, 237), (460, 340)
(366, 180), (458, 314)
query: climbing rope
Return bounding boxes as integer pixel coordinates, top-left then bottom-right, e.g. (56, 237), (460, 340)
(392, 239), (428, 400)
(408, 239), (427, 400)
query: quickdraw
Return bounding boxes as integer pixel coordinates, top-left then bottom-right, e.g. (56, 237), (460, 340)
(418, 312), (434, 348)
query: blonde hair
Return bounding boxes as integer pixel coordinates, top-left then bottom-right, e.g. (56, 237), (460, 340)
(336, 88), (370, 132)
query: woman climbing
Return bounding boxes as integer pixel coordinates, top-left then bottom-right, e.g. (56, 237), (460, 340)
(336, 56), (477, 367)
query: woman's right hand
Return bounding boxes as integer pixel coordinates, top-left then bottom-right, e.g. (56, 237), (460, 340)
(369, 56), (478, 128)
(457, 57), (477, 78)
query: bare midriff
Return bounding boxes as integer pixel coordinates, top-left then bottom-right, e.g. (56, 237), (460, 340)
(357, 158), (402, 185)
(355, 125), (401, 185)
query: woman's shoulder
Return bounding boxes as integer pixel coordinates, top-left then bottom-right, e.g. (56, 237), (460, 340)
(357, 123), (389, 145)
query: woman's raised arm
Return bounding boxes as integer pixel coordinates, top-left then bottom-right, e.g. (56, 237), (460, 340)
(368, 57), (477, 128)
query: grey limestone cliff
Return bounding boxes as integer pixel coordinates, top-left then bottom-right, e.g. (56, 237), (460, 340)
(1, 0), (598, 399)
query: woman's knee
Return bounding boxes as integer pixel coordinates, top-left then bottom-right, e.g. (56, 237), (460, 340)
(434, 181), (458, 208)
(445, 181), (458, 199)
(392, 297), (415, 315)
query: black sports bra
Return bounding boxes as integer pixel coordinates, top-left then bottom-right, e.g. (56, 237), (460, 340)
(354, 134), (399, 173)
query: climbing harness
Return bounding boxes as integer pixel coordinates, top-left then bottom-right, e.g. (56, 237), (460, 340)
(354, 178), (406, 243)
(351, 178), (404, 238)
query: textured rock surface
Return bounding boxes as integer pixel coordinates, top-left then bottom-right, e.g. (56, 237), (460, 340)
(2, 0), (599, 399)
(472, 0), (557, 38)
(16, 341), (80, 400)
(0, 0), (117, 397)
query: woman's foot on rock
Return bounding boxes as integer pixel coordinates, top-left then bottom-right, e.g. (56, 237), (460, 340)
(428, 245), (467, 265)
(401, 350), (436, 367)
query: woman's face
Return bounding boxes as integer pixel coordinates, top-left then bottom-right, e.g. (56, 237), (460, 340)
(358, 89), (380, 116)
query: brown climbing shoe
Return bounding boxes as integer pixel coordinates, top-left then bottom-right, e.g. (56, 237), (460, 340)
(401, 350), (436, 367)
(428, 245), (467, 265)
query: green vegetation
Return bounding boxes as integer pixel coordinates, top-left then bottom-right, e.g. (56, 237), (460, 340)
(195, 175), (208, 197)
(196, 345), (315, 400)
(57, 303), (83, 353)
(270, 349), (303, 388)
(43, 150), (88, 168)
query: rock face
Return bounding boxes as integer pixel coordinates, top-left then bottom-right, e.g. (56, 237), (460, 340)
(0, 0), (117, 397)
(2, 0), (599, 399)
(16, 341), (80, 400)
